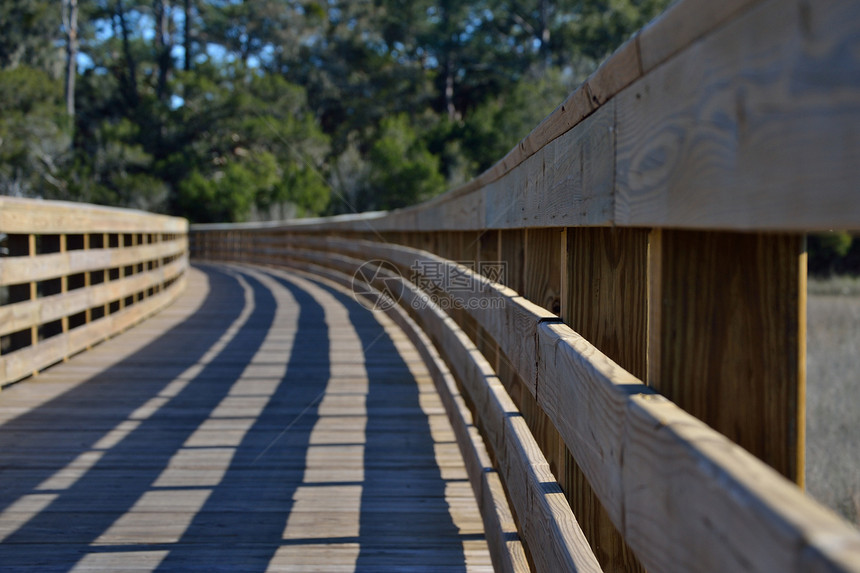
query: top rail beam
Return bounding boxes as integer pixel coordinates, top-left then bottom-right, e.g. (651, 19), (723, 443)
(0, 197), (187, 234)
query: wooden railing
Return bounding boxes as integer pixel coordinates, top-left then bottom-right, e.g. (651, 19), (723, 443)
(0, 197), (188, 388)
(191, 0), (860, 570)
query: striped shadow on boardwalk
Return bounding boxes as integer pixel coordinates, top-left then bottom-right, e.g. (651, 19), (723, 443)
(0, 264), (493, 572)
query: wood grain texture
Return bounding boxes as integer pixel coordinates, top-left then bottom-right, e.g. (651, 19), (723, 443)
(193, 232), (860, 572)
(536, 323), (639, 534)
(646, 228), (663, 387)
(499, 230), (525, 295)
(0, 259), (185, 338)
(0, 241), (186, 286)
(654, 230), (804, 482)
(0, 196), (187, 234)
(563, 226), (650, 573)
(402, 284), (602, 573)
(536, 321), (860, 573)
(282, 255), (593, 572)
(565, 228), (649, 378)
(623, 393), (860, 573)
(616, 0), (860, 231)
(0, 264), (494, 571)
(482, 103), (614, 230)
(0, 273), (186, 386)
(262, 261), (525, 573)
(524, 228), (563, 316)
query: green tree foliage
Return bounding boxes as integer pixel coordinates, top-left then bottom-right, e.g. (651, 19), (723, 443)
(808, 232), (860, 277)
(0, 0), (61, 70)
(0, 67), (69, 197)
(0, 0), (675, 222)
(458, 67), (575, 172)
(165, 66), (331, 222)
(363, 114), (446, 210)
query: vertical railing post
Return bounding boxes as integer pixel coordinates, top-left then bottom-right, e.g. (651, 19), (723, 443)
(29, 234), (38, 377)
(60, 234), (69, 359)
(650, 231), (806, 483)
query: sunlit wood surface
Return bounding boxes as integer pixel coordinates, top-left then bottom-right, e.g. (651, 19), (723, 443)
(0, 264), (492, 572)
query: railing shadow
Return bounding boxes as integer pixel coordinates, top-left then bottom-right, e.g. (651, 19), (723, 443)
(0, 264), (472, 571)
(0, 265), (272, 570)
(317, 281), (468, 572)
(151, 269), (332, 571)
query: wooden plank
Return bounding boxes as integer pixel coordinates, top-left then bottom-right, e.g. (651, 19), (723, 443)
(565, 228), (649, 378)
(536, 321), (860, 573)
(59, 236), (69, 341)
(341, 265), (529, 573)
(476, 231), (500, 372)
(563, 226), (650, 573)
(623, 392), (860, 573)
(0, 197), (187, 234)
(83, 234), (92, 328)
(398, 281), (601, 573)
(428, 191), (485, 232)
(0, 241), (187, 286)
(498, 230), (525, 296)
(615, 0), (860, 231)
(585, 35), (643, 107)
(653, 230), (804, 482)
(27, 234), (38, 375)
(0, 272), (187, 387)
(250, 239), (555, 394)
(646, 228), (663, 387)
(0, 263), (495, 571)
(535, 322), (636, 561)
(523, 228), (562, 316)
(282, 254), (597, 571)
(482, 103), (614, 230)
(188, 99), (615, 234)
(0, 259), (186, 338)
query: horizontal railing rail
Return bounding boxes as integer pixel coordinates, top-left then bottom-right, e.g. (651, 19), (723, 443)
(0, 197), (189, 388)
(192, 0), (860, 570)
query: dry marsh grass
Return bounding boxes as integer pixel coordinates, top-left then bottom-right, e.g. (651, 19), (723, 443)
(806, 278), (860, 526)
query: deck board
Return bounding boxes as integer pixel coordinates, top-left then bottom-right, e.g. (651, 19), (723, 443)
(0, 263), (493, 572)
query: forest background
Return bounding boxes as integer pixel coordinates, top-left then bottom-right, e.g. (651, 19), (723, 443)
(4, 0), (858, 274)
(1, 0), (671, 222)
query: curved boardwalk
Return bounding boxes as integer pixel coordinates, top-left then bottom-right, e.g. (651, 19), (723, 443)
(0, 264), (493, 572)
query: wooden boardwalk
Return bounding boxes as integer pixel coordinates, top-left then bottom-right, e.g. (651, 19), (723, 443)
(0, 264), (493, 572)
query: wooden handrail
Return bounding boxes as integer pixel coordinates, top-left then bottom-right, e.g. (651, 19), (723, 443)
(0, 197), (189, 388)
(189, 0), (860, 570)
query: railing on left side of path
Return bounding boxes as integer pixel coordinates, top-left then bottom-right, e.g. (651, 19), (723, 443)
(0, 197), (189, 388)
